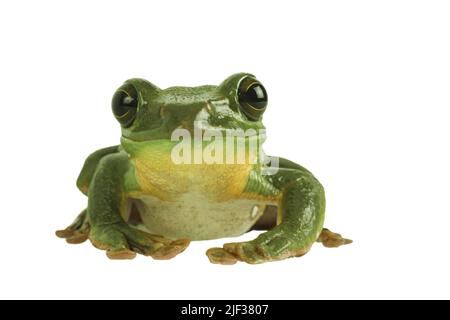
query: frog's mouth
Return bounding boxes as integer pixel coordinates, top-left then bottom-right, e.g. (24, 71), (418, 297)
(122, 121), (266, 142)
(121, 126), (174, 142)
(121, 129), (266, 145)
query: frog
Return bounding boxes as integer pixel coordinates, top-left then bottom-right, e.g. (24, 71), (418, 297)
(56, 73), (351, 264)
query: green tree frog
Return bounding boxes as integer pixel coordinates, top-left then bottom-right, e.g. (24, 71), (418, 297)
(56, 73), (351, 264)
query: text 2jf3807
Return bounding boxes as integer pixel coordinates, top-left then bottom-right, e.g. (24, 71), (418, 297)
(225, 304), (269, 317)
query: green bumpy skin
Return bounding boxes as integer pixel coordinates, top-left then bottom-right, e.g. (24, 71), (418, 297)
(56, 73), (351, 264)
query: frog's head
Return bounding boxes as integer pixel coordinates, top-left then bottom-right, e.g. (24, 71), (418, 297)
(112, 73), (268, 141)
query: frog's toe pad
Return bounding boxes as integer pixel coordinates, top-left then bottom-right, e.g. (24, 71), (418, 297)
(150, 238), (190, 260)
(55, 229), (74, 238)
(107, 248), (137, 260)
(206, 247), (238, 265)
(64, 231), (89, 244)
(318, 229), (353, 248)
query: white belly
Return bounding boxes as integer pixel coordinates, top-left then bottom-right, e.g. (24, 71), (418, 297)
(131, 193), (267, 240)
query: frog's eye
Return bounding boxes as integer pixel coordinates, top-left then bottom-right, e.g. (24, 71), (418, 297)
(238, 78), (268, 121)
(112, 83), (139, 127)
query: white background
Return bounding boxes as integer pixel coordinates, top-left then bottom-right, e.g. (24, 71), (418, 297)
(0, 0), (449, 300)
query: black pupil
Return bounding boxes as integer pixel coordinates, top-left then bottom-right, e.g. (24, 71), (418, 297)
(239, 83), (268, 109)
(112, 84), (138, 127)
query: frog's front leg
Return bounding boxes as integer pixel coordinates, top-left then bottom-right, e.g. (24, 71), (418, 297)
(208, 167), (333, 264)
(78, 152), (189, 260)
(56, 146), (120, 243)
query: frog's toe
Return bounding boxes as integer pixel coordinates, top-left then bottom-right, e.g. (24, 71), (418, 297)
(317, 228), (353, 248)
(65, 231), (89, 244)
(56, 210), (90, 244)
(55, 229), (75, 238)
(222, 242), (267, 264)
(106, 248), (137, 260)
(150, 238), (190, 260)
(206, 247), (238, 265)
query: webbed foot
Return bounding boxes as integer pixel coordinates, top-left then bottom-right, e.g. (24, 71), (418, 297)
(89, 223), (190, 260)
(207, 227), (311, 265)
(56, 210), (90, 244)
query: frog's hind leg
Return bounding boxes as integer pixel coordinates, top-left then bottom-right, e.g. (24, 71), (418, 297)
(208, 163), (328, 264)
(56, 209), (90, 244)
(317, 228), (352, 248)
(208, 167), (323, 264)
(252, 209), (352, 248)
(207, 157), (352, 265)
